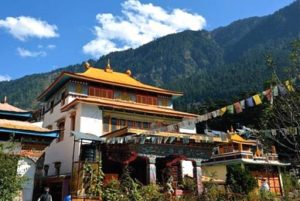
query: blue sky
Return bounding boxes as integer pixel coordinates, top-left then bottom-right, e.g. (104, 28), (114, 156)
(0, 0), (295, 81)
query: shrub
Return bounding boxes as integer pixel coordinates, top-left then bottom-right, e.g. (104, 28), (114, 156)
(226, 164), (258, 195)
(0, 142), (26, 201)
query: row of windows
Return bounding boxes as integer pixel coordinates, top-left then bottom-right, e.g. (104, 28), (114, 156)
(89, 87), (113, 99)
(103, 117), (151, 133)
(88, 86), (169, 106)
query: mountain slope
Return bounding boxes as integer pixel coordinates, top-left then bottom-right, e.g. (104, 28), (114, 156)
(1, 0), (300, 111)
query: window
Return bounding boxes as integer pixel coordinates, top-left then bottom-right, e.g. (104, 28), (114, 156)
(61, 91), (66, 106)
(70, 113), (76, 131)
(143, 122), (150, 129)
(50, 100), (54, 113)
(111, 118), (117, 131)
(107, 117), (150, 132)
(136, 94), (158, 105)
(54, 162), (61, 176)
(159, 96), (170, 107)
(120, 119), (126, 127)
(57, 119), (65, 142)
(44, 164), (49, 176)
(103, 116), (110, 133)
(128, 120), (134, 128)
(88, 86), (113, 99)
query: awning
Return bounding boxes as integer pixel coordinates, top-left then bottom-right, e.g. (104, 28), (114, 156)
(71, 131), (103, 142)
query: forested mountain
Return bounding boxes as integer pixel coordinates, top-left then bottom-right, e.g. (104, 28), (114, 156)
(1, 0), (300, 111)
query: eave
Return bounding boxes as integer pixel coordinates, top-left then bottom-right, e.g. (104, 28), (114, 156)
(0, 127), (58, 138)
(61, 97), (198, 118)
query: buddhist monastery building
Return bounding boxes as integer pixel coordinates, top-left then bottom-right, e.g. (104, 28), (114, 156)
(38, 62), (228, 200)
(202, 133), (289, 196)
(0, 97), (58, 201)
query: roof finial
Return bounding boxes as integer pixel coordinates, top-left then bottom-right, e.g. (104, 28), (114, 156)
(104, 58), (113, 72)
(4, 96), (7, 103)
(107, 59), (111, 69)
(84, 62), (91, 69)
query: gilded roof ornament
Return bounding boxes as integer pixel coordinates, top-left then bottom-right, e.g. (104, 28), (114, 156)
(105, 59), (113, 72)
(84, 62), (91, 69)
(126, 69), (132, 76)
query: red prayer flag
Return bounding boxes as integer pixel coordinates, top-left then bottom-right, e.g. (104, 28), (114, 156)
(263, 88), (272, 101)
(234, 102), (242, 113)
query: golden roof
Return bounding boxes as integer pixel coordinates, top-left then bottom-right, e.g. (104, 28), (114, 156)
(61, 97), (198, 118)
(0, 102), (27, 113)
(229, 133), (256, 144)
(0, 119), (51, 132)
(77, 66), (182, 95)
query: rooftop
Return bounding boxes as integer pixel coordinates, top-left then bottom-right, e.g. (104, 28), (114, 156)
(0, 119), (53, 133)
(38, 62), (182, 101)
(0, 102), (27, 113)
(0, 97), (32, 119)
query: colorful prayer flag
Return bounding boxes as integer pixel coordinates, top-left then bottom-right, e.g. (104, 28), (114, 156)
(285, 80), (295, 92)
(272, 86), (279, 96)
(263, 89), (272, 101)
(220, 107), (227, 116)
(240, 100), (246, 109)
(253, 94), (262, 105)
(227, 105), (234, 114)
(278, 85), (287, 96)
(246, 97), (254, 107)
(234, 102), (242, 113)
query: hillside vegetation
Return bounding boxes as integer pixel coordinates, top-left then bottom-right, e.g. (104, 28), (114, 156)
(1, 1), (300, 111)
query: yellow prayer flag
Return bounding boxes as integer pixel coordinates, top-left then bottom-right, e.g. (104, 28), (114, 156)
(253, 94), (262, 105)
(220, 107), (227, 116)
(285, 80), (295, 92)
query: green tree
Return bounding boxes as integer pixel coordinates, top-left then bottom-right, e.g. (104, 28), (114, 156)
(226, 164), (257, 195)
(261, 39), (300, 163)
(0, 142), (26, 201)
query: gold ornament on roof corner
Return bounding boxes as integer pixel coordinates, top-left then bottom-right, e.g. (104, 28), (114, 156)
(105, 59), (113, 72)
(126, 69), (132, 76)
(84, 62), (91, 69)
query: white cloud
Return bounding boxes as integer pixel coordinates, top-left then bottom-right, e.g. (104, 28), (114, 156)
(47, 44), (56, 49)
(17, 47), (47, 58)
(0, 16), (59, 41)
(37, 44), (56, 49)
(83, 0), (206, 58)
(0, 75), (11, 82)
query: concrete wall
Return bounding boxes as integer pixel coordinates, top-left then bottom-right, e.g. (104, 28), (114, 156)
(202, 164), (227, 183)
(17, 158), (36, 201)
(43, 94), (104, 176)
(43, 93), (80, 176)
(179, 120), (197, 134)
(77, 104), (103, 136)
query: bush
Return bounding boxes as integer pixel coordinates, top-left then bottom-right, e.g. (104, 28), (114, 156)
(226, 164), (258, 195)
(0, 142), (26, 201)
(180, 176), (196, 192)
(102, 179), (129, 201)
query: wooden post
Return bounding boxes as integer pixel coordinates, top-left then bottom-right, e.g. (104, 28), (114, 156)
(193, 159), (203, 195)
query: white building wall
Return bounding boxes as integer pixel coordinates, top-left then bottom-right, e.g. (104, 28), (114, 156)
(17, 158), (36, 201)
(78, 103), (103, 136)
(43, 96), (104, 176)
(43, 95), (78, 176)
(179, 122), (197, 134)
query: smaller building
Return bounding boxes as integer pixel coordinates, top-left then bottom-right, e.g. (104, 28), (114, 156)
(0, 97), (58, 201)
(202, 133), (289, 196)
